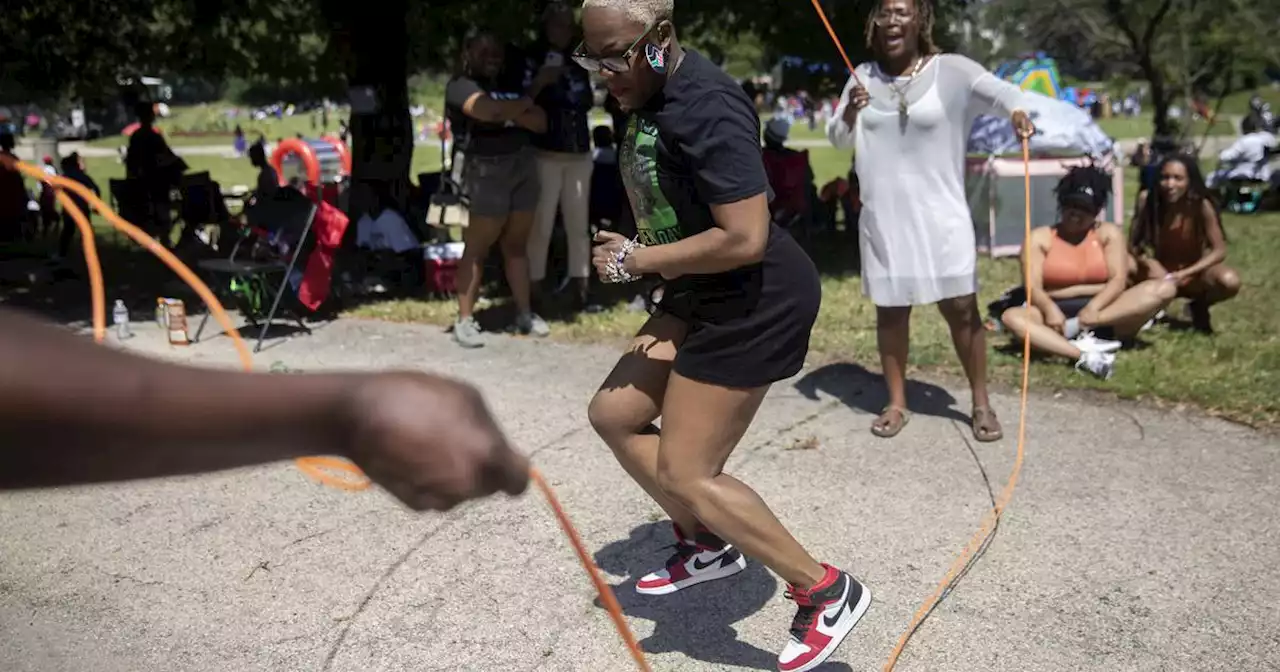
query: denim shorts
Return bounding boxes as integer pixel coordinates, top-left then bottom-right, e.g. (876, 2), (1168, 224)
(460, 147), (539, 218)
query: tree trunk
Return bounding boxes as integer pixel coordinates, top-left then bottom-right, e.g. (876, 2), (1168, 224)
(320, 0), (412, 243)
(1141, 54), (1172, 138)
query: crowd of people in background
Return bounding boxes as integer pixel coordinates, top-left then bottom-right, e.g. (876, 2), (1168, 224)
(0, 0), (1266, 370)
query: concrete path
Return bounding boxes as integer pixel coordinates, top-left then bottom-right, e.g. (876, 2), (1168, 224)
(2, 318), (1277, 672)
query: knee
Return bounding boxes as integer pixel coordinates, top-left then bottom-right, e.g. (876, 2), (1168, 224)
(940, 296), (982, 328)
(499, 235), (527, 259)
(877, 306), (912, 330)
(461, 240), (491, 264)
(1000, 309), (1024, 334)
(654, 462), (703, 509)
(1147, 279), (1178, 302)
(1217, 268), (1241, 298)
(587, 393), (639, 448)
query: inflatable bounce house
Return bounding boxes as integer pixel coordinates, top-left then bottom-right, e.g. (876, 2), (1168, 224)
(994, 53), (1067, 100)
(966, 53), (1121, 258)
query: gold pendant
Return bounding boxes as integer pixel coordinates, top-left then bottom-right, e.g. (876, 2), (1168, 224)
(898, 98), (909, 124)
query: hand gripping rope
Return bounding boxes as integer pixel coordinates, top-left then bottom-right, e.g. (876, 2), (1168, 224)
(0, 155), (652, 672)
(803, 4), (1036, 670)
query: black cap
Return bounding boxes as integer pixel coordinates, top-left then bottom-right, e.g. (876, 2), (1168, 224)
(1059, 183), (1097, 210)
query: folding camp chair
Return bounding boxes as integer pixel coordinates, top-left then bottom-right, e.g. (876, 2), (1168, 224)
(192, 187), (317, 352)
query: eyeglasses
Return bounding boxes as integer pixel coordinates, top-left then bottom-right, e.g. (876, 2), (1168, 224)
(872, 10), (915, 26)
(571, 23), (654, 73)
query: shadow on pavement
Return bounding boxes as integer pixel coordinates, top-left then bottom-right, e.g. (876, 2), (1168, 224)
(793, 361), (969, 425)
(593, 522), (853, 671)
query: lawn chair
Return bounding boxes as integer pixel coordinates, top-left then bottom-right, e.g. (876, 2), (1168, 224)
(192, 187), (317, 352)
(762, 148), (815, 243)
(177, 171), (232, 247)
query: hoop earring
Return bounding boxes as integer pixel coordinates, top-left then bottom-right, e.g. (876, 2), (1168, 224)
(645, 43), (667, 74)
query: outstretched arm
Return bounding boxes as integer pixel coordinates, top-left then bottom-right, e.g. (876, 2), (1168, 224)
(0, 308), (528, 509)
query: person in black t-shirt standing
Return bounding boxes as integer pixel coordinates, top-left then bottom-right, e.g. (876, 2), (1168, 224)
(445, 32), (551, 348)
(576, 2), (870, 670)
(524, 2), (597, 309)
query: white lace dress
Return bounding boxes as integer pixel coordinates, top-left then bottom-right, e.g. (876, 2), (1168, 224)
(827, 54), (1027, 307)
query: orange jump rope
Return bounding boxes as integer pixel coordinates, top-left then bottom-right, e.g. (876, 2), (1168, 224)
(0, 155), (651, 672)
(805, 4), (1035, 670)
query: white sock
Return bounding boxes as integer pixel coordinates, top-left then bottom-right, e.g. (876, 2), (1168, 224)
(1064, 317), (1081, 339)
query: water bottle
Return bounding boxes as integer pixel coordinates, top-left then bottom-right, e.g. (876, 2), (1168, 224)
(112, 299), (132, 340)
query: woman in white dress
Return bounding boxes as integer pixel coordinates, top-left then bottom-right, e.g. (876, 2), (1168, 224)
(827, 0), (1034, 441)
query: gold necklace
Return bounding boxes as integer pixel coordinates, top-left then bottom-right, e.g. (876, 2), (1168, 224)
(886, 56), (927, 124)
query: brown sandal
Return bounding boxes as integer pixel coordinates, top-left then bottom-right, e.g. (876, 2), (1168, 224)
(972, 407), (1004, 442)
(871, 406), (911, 438)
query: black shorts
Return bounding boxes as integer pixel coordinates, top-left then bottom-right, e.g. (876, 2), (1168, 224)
(993, 287), (1115, 339)
(657, 225), (821, 388)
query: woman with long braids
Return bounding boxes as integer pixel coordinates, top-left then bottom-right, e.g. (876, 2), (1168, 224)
(998, 165), (1176, 378)
(445, 31), (550, 348)
(828, 0), (1034, 440)
(1130, 154), (1240, 333)
(578, 1), (869, 669)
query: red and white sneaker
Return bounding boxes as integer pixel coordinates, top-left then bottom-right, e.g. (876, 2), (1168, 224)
(635, 524), (747, 595)
(777, 564), (871, 672)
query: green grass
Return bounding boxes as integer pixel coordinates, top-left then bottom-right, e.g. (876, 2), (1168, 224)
(86, 105), (322, 148)
(779, 109), (1238, 144)
(79, 145), (445, 194)
(347, 145), (1280, 428)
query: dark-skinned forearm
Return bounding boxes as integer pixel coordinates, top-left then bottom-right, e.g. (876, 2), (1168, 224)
(630, 227), (766, 277)
(0, 308), (353, 489)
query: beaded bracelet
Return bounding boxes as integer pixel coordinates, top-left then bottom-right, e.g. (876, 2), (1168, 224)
(605, 238), (645, 284)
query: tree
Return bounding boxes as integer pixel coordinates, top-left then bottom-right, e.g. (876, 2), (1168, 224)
(986, 0), (1280, 137)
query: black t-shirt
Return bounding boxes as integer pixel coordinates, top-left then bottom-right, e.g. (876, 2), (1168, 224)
(620, 50), (771, 299)
(445, 75), (530, 157)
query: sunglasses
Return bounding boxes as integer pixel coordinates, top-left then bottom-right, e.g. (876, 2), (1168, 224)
(872, 10), (915, 26)
(571, 23), (655, 73)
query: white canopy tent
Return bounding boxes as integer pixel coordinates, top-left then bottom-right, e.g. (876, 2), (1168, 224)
(966, 93), (1121, 257)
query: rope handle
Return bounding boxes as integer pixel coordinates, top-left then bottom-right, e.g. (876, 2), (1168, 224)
(0, 155), (649, 669)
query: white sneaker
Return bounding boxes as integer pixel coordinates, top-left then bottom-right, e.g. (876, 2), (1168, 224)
(1072, 330), (1122, 354)
(515, 312), (550, 338)
(1075, 351), (1115, 379)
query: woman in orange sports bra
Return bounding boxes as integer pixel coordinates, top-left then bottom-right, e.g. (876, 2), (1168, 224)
(1130, 154), (1240, 333)
(999, 165), (1175, 379)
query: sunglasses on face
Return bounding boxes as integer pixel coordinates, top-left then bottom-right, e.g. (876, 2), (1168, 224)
(873, 10), (915, 26)
(571, 23), (654, 73)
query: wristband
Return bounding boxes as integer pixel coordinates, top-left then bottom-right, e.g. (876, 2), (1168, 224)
(604, 238), (645, 284)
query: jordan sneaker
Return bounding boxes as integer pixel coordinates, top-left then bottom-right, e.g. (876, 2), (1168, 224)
(635, 524), (746, 595)
(777, 564), (871, 672)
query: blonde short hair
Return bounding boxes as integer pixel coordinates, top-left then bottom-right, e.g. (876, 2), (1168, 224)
(581, 0), (673, 26)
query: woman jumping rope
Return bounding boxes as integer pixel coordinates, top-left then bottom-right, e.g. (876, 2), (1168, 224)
(577, 1), (868, 670)
(827, 0), (1035, 440)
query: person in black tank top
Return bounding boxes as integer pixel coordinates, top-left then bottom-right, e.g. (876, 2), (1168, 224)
(576, 2), (869, 670)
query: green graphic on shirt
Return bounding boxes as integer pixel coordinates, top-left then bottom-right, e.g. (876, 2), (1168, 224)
(620, 116), (683, 246)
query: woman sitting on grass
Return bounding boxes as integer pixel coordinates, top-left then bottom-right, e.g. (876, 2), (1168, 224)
(1000, 165), (1176, 380)
(1130, 154), (1240, 333)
